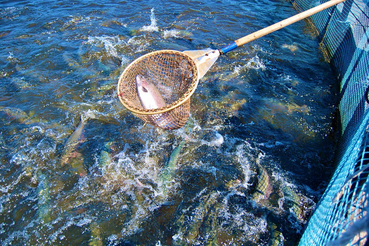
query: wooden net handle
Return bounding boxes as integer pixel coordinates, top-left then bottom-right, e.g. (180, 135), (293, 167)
(220, 0), (345, 54)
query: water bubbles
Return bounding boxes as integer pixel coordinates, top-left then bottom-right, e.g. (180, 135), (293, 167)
(201, 130), (224, 147)
(163, 29), (181, 39)
(76, 217), (92, 227)
(86, 35), (126, 58)
(0, 0), (336, 244)
(245, 55), (266, 70)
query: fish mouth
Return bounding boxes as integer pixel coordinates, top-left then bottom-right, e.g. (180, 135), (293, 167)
(135, 75), (143, 87)
(136, 75), (149, 92)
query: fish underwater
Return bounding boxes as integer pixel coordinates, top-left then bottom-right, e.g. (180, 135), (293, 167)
(98, 141), (115, 175)
(60, 111), (95, 166)
(37, 171), (51, 223)
(159, 140), (185, 195)
(252, 152), (273, 204)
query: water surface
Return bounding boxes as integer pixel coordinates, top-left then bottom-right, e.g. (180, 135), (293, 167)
(0, 0), (338, 245)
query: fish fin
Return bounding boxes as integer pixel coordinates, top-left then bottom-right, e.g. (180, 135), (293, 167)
(85, 109), (96, 120)
(81, 110), (96, 123)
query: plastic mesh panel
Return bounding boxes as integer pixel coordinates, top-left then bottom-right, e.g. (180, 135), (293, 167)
(300, 116), (369, 245)
(293, 0), (369, 245)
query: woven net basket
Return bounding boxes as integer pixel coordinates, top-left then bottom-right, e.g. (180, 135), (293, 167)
(117, 50), (199, 130)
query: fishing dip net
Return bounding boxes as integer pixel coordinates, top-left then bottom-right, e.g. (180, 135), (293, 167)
(117, 0), (344, 131)
(117, 50), (199, 130)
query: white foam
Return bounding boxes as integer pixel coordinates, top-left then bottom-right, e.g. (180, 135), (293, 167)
(107, 234), (118, 242)
(207, 132), (224, 147)
(141, 8), (159, 32)
(127, 36), (149, 52)
(76, 217), (92, 227)
(7, 52), (14, 59)
(232, 55), (266, 76)
(233, 65), (243, 75)
(172, 232), (183, 242)
(235, 143), (253, 189)
(86, 35), (126, 58)
(163, 29), (180, 39)
(245, 55), (266, 70)
(217, 199), (268, 240)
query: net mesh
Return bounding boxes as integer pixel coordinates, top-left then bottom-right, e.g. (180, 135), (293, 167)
(292, 0), (369, 245)
(117, 50), (198, 130)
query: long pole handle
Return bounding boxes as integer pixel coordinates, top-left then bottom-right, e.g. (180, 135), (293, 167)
(220, 0), (345, 54)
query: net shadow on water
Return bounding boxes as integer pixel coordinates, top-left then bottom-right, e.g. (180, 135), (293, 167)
(0, 0), (339, 245)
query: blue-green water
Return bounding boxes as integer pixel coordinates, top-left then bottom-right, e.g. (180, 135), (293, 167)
(0, 0), (338, 245)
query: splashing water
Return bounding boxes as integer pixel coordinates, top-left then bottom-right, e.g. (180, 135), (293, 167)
(141, 8), (159, 32)
(0, 0), (338, 245)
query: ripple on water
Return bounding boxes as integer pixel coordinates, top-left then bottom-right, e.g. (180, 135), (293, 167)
(0, 1), (338, 245)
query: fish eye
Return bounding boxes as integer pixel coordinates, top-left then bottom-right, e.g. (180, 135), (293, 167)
(142, 87), (148, 93)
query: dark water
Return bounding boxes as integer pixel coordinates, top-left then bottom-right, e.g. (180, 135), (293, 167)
(0, 0), (338, 245)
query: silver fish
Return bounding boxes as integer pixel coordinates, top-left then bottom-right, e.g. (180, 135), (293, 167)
(136, 75), (166, 110)
(136, 75), (179, 129)
(159, 140), (185, 195)
(60, 111), (95, 166)
(98, 141), (114, 175)
(37, 171), (51, 223)
(59, 116), (86, 166)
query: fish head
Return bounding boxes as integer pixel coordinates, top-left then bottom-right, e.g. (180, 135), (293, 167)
(136, 75), (149, 93)
(136, 75), (166, 109)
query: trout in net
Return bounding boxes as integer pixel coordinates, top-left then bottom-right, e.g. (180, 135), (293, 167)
(136, 75), (166, 109)
(136, 75), (177, 129)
